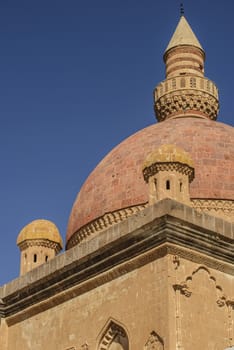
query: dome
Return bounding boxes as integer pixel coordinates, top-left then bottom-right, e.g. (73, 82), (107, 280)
(17, 219), (63, 248)
(66, 117), (234, 248)
(66, 15), (234, 249)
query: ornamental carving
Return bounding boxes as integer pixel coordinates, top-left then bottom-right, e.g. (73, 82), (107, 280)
(144, 331), (164, 350)
(154, 91), (219, 121)
(67, 197), (234, 249)
(155, 76), (218, 100)
(18, 239), (61, 252)
(226, 300), (234, 309)
(216, 295), (227, 308)
(142, 162), (194, 183)
(67, 204), (147, 248)
(172, 255), (180, 269)
(173, 283), (191, 297)
(174, 266), (229, 306)
(191, 199), (234, 221)
(98, 320), (128, 350)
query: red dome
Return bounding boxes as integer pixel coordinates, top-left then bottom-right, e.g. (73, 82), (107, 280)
(66, 117), (234, 246)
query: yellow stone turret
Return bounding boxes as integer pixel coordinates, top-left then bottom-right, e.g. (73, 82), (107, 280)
(17, 219), (63, 275)
(143, 144), (194, 205)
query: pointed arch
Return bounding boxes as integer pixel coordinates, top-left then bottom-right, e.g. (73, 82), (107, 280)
(144, 331), (164, 350)
(174, 265), (227, 306)
(98, 319), (129, 350)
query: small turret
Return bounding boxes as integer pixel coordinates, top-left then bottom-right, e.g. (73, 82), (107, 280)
(143, 144), (194, 205)
(17, 219), (63, 275)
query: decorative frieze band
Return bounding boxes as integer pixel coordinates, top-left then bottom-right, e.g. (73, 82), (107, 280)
(154, 90), (219, 121)
(142, 162), (194, 183)
(18, 239), (61, 253)
(67, 204), (147, 249)
(191, 199), (234, 220)
(154, 76), (218, 100)
(68, 198), (234, 249)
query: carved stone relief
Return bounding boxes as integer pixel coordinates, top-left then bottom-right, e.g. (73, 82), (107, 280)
(191, 198), (234, 222)
(155, 91), (219, 121)
(67, 204), (147, 248)
(144, 331), (164, 350)
(99, 320), (129, 350)
(173, 265), (233, 349)
(174, 266), (228, 305)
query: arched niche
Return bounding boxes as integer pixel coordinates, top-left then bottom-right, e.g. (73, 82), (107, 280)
(98, 320), (129, 350)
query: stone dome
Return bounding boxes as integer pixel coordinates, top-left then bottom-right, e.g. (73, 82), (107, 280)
(66, 117), (234, 248)
(17, 219), (63, 248)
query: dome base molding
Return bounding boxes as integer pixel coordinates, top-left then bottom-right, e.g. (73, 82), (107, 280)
(67, 199), (234, 249)
(66, 204), (147, 249)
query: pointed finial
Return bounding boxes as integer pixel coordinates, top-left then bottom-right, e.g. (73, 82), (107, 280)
(180, 3), (184, 16)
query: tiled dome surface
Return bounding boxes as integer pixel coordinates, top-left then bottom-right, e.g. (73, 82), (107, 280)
(66, 117), (234, 245)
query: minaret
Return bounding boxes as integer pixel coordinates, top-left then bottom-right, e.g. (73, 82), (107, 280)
(154, 15), (219, 121)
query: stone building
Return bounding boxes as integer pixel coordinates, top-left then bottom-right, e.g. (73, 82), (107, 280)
(0, 14), (233, 350)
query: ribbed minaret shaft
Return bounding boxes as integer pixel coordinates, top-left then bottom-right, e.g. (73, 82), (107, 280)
(164, 45), (205, 78)
(154, 16), (219, 122)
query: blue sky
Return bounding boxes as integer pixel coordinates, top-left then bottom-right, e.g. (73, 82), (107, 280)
(0, 0), (233, 285)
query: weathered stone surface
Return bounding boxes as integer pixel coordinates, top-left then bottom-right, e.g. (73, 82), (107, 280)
(0, 200), (233, 350)
(1, 14), (233, 350)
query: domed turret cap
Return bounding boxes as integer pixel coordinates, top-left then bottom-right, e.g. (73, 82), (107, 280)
(143, 144), (194, 169)
(142, 144), (195, 183)
(17, 219), (63, 249)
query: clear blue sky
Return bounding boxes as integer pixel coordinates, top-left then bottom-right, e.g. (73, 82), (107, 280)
(0, 0), (233, 285)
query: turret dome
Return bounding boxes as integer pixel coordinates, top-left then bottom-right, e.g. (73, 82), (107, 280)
(17, 219), (63, 248)
(142, 144), (194, 170)
(17, 219), (63, 275)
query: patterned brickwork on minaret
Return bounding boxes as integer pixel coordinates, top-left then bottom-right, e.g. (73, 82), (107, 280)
(154, 16), (219, 121)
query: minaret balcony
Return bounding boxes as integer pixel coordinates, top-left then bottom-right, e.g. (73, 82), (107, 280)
(154, 76), (219, 121)
(154, 75), (218, 100)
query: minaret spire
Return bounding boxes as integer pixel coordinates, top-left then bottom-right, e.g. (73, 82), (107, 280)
(165, 15), (204, 56)
(154, 15), (219, 122)
(180, 3), (184, 16)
